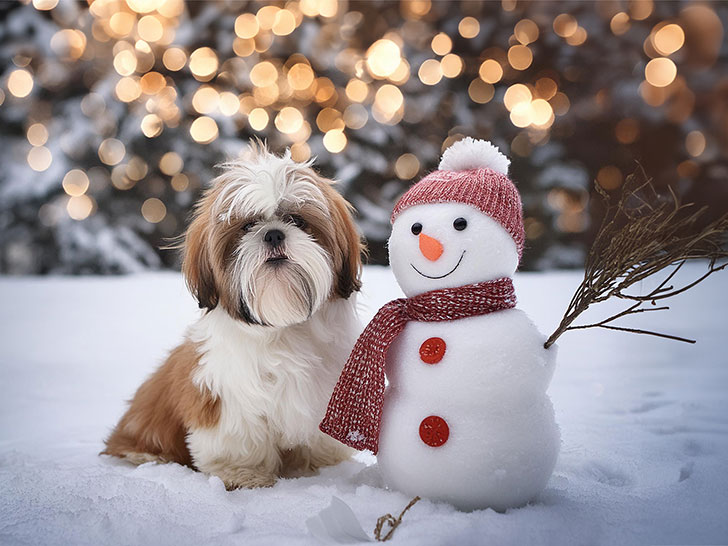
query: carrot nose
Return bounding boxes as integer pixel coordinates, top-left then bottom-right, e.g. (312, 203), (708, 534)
(419, 233), (444, 261)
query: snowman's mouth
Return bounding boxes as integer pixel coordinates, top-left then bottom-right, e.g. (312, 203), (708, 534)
(411, 250), (466, 279)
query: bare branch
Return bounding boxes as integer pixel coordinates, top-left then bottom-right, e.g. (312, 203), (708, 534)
(544, 165), (728, 349)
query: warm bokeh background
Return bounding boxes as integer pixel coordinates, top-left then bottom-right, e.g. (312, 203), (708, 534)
(0, 0), (725, 273)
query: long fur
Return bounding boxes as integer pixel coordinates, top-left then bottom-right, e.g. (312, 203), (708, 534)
(103, 143), (364, 489)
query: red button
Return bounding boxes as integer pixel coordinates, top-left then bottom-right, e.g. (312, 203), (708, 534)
(419, 415), (449, 447)
(419, 337), (446, 365)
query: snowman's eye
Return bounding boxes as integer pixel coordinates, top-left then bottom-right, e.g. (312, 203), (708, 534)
(453, 218), (467, 231)
(411, 222), (422, 235)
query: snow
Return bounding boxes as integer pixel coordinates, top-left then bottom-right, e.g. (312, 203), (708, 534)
(1, 264), (727, 545)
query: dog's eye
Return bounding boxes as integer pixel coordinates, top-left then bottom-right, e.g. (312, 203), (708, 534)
(242, 221), (257, 233)
(288, 215), (307, 229)
(411, 222), (422, 235)
(453, 218), (467, 231)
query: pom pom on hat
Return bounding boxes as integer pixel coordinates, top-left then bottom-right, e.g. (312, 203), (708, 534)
(391, 137), (525, 259)
(439, 137), (510, 175)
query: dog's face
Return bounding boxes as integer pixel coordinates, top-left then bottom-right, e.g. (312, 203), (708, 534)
(182, 145), (362, 328)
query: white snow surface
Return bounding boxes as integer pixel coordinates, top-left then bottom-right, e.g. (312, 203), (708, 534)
(1, 265), (727, 545)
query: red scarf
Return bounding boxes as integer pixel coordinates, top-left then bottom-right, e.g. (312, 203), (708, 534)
(319, 277), (516, 454)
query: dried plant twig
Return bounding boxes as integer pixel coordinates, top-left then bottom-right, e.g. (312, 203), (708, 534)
(374, 496), (421, 542)
(545, 165), (728, 349)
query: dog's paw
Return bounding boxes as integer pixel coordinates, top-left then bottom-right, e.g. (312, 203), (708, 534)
(217, 468), (277, 490)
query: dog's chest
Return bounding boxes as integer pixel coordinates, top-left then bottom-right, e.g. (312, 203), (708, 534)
(189, 304), (356, 444)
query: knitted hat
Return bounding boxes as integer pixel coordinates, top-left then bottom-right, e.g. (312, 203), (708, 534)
(391, 138), (525, 258)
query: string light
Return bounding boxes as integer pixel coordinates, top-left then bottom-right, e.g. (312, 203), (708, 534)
(418, 59), (442, 85)
(27, 124), (48, 146)
(28, 146), (52, 172)
(248, 108), (269, 130)
(62, 170), (90, 196)
(553, 14), (578, 38)
(431, 33), (452, 55)
(33, 0), (58, 10)
(653, 24), (685, 56)
(610, 12), (631, 35)
(645, 57), (677, 87)
(189, 116), (219, 144)
(323, 129), (347, 153)
(275, 107), (304, 134)
(12, 0), (716, 230)
(8, 69), (34, 98)
(141, 197), (167, 223)
(508, 45), (533, 70)
(394, 153), (420, 179)
(67, 195), (94, 220)
(685, 131), (706, 157)
(458, 17), (480, 39)
(189, 47), (218, 81)
(366, 39), (401, 79)
(468, 79), (494, 104)
(478, 60), (503, 84)
(159, 152), (183, 175)
(514, 19), (539, 45)
(162, 47), (187, 71)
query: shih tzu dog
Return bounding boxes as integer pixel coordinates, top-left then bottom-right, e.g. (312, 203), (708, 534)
(103, 143), (363, 489)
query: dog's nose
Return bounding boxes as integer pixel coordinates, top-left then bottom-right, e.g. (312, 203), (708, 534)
(264, 229), (285, 247)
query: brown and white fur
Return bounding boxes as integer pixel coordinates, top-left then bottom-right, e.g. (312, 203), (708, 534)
(103, 143), (364, 489)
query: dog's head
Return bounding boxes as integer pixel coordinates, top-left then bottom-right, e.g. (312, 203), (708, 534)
(182, 143), (363, 328)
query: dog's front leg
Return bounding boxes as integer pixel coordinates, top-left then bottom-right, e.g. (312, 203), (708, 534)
(307, 431), (356, 470)
(187, 426), (280, 490)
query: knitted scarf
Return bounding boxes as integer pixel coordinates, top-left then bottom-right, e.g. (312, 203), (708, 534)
(319, 277), (517, 454)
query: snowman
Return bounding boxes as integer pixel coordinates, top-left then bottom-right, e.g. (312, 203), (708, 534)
(321, 138), (559, 512)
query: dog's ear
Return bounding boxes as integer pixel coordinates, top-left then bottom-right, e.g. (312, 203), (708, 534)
(327, 188), (364, 299)
(182, 205), (219, 311)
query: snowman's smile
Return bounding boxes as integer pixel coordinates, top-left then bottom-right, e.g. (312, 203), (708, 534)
(411, 250), (466, 279)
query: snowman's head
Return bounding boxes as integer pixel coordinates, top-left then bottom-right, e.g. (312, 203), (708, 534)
(389, 203), (519, 296)
(388, 138), (524, 297)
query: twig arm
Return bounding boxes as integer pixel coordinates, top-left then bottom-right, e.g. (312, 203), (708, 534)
(544, 164), (728, 349)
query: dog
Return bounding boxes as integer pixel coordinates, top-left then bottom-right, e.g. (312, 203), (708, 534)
(103, 143), (363, 489)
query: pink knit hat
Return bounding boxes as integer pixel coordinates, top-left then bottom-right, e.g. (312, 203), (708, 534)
(391, 138), (525, 258)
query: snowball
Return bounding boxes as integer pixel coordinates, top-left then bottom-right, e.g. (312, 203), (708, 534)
(439, 137), (510, 175)
(378, 310), (560, 511)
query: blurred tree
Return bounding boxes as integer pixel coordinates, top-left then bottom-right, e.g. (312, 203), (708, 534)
(0, 0), (725, 274)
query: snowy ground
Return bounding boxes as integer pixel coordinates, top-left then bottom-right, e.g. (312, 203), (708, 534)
(1, 265), (727, 545)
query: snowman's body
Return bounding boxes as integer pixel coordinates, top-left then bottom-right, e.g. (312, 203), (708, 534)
(378, 166), (561, 511)
(378, 309), (559, 511)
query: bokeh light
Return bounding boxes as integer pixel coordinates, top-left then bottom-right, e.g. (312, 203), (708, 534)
(8, 69), (34, 98)
(28, 146), (52, 172)
(645, 57), (677, 87)
(62, 170), (90, 196)
(27, 124), (48, 146)
(67, 195), (94, 220)
(394, 153), (420, 179)
(653, 24), (685, 56)
(189, 47), (218, 81)
(189, 116), (219, 144)
(366, 39), (401, 79)
(98, 139), (126, 166)
(141, 197), (167, 223)
(458, 17), (480, 39)
(0, 0), (723, 275)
